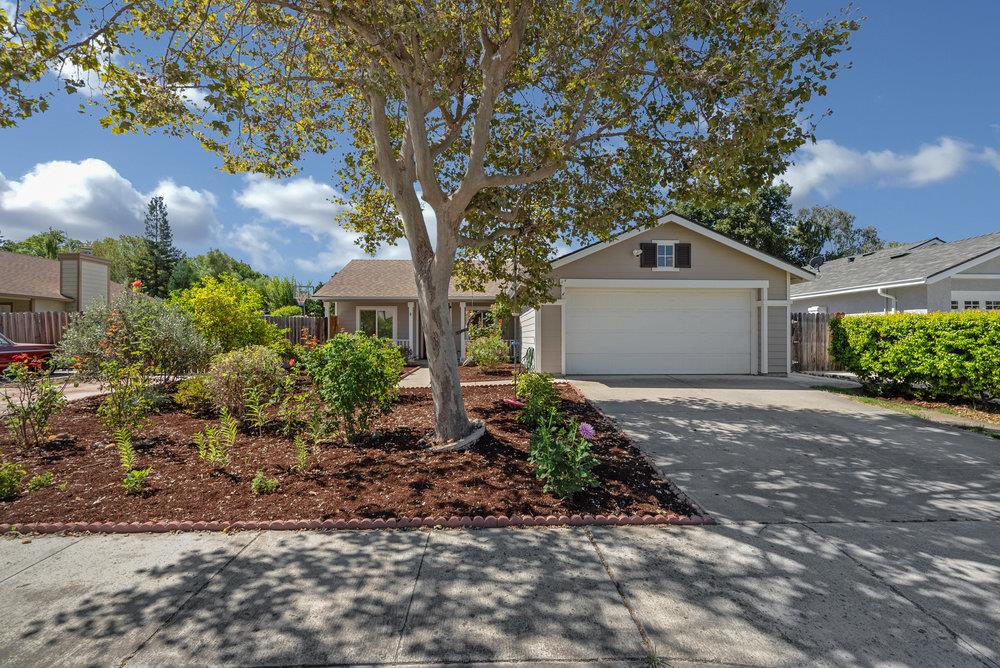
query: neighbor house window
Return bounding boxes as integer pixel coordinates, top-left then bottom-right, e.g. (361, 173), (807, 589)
(656, 243), (674, 268)
(987, 301), (1000, 311)
(951, 301), (959, 310)
(964, 300), (981, 310)
(358, 308), (394, 338)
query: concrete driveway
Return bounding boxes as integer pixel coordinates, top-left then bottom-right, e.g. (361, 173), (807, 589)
(1, 374), (998, 666)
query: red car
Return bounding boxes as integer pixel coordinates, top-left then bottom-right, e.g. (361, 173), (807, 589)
(0, 331), (55, 371)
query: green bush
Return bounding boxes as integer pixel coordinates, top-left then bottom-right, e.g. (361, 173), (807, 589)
(830, 311), (1000, 402)
(0, 462), (26, 501)
(1, 357), (65, 449)
(251, 470), (279, 495)
(270, 305), (303, 317)
(516, 371), (560, 426)
(173, 375), (214, 416)
(467, 334), (508, 371)
(205, 346), (286, 423)
(57, 285), (214, 384)
(302, 333), (405, 442)
(27, 471), (55, 491)
(529, 410), (599, 498)
(171, 275), (285, 352)
(97, 362), (153, 439)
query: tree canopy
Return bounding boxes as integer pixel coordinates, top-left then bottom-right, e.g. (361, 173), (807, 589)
(791, 205), (883, 262)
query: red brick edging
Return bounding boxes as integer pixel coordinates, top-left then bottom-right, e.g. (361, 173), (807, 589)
(0, 512), (713, 535)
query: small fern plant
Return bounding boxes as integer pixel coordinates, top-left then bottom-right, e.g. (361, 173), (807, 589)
(115, 427), (136, 472)
(243, 384), (271, 435)
(193, 408), (237, 467)
(293, 435), (312, 472)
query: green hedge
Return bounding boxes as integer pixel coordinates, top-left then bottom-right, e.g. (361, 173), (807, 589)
(830, 311), (1000, 401)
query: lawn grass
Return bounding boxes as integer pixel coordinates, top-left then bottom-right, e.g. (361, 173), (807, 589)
(814, 384), (1000, 439)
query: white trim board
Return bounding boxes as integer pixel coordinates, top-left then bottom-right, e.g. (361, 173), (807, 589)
(560, 278), (769, 290)
(551, 212), (816, 281)
(790, 280), (925, 300)
(951, 274), (1000, 280)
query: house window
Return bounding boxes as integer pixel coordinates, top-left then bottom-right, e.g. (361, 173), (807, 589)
(656, 243), (674, 268)
(987, 301), (1000, 311)
(358, 308), (394, 338)
(951, 301), (959, 310)
(964, 300), (981, 310)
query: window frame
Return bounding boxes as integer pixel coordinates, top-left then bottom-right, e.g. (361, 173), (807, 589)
(651, 239), (679, 272)
(356, 305), (398, 339)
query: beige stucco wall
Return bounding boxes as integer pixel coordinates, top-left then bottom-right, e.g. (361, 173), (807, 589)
(0, 297), (32, 312)
(538, 304), (562, 374)
(550, 221), (792, 300)
(767, 305), (787, 374)
(32, 298), (70, 312)
(791, 291), (895, 315)
(333, 300), (413, 341)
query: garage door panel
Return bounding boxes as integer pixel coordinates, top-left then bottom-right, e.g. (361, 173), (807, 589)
(565, 288), (752, 375)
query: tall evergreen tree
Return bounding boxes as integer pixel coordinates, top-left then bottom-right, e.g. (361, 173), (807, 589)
(135, 196), (183, 297)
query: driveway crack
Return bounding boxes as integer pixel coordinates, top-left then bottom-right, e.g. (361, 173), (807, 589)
(392, 530), (430, 662)
(0, 536), (83, 585)
(801, 523), (998, 668)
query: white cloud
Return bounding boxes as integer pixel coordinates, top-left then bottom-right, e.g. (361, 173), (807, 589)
(983, 147), (1000, 174)
(234, 176), (435, 278)
(0, 158), (220, 247)
(781, 137), (983, 201)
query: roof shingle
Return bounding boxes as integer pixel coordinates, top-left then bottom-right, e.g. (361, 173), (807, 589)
(313, 259), (502, 300)
(0, 250), (72, 301)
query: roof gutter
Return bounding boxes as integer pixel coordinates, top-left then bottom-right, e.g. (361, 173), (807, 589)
(789, 279), (925, 301)
(877, 287), (897, 313)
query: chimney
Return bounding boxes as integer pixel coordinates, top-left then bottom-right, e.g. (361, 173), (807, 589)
(58, 252), (113, 312)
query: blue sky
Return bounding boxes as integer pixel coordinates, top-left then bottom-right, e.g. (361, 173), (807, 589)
(1, 1), (998, 284)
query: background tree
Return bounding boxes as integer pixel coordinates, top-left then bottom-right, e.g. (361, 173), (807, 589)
(1, 228), (80, 258)
(676, 184), (798, 264)
(133, 196), (184, 297)
(791, 205), (883, 263)
(90, 235), (146, 283)
(0, 1), (858, 442)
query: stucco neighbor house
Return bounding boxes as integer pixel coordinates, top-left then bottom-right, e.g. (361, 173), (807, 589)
(789, 232), (1000, 315)
(0, 250), (123, 313)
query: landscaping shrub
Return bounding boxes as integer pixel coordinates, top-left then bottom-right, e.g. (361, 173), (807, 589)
(466, 334), (508, 371)
(516, 371), (560, 426)
(97, 362), (153, 439)
(293, 435), (312, 471)
(115, 429), (137, 472)
(270, 305), (303, 317)
(529, 410), (599, 498)
(302, 333), (405, 442)
(122, 467), (152, 495)
(57, 285), (214, 384)
(0, 462), (26, 501)
(205, 346), (286, 423)
(173, 375), (214, 416)
(27, 471), (55, 491)
(171, 274), (285, 352)
(1, 355), (65, 449)
(251, 470), (279, 495)
(830, 311), (1000, 402)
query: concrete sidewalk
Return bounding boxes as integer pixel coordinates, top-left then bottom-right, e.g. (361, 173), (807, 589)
(1, 522), (995, 666)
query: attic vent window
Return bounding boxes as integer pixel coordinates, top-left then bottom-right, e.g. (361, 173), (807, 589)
(889, 252), (910, 259)
(847, 257), (855, 262)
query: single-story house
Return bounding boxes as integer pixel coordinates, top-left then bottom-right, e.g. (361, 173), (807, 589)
(0, 250), (123, 313)
(790, 232), (1000, 315)
(311, 259), (509, 359)
(316, 212), (813, 375)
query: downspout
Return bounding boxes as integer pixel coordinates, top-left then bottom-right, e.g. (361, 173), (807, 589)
(876, 287), (897, 314)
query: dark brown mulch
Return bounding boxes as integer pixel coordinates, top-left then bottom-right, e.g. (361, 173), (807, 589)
(458, 363), (523, 382)
(0, 384), (692, 524)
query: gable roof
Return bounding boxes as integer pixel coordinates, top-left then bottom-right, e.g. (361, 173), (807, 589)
(551, 212), (816, 281)
(790, 231), (1000, 298)
(0, 250), (73, 302)
(313, 259), (502, 301)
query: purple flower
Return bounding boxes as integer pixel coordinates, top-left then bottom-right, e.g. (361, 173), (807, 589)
(579, 422), (596, 440)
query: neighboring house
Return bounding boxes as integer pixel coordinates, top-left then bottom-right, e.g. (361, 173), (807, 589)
(316, 212), (813, 375)
(312, 259), (507, 359)
(0, 250), (123, 313)
(790, 232), (1000, 315)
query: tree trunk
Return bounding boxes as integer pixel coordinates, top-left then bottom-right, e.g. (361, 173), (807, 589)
(414, 266), (473, 443)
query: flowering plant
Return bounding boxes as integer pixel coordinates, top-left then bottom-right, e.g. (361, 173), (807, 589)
(578, 422), (596, 440)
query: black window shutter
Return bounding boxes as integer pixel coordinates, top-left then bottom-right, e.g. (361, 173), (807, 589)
(639, 242), (657, 268)
(675, 243), (692, 268)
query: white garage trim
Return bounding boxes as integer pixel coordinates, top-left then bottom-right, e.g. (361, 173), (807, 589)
(561, 287), (755, 375)
(560, 278), (769, 290)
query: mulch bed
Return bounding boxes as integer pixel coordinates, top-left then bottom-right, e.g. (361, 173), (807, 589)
(0, 384), (695, 525)
(458, 363), (523, 383)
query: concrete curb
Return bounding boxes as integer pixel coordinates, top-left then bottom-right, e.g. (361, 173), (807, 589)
(0, 512), (713, 535)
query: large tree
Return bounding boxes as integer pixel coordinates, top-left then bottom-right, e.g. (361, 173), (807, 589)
(791, 205), (882, 263)
(1, 1), (857, 442)
(134, 196), (184, 297)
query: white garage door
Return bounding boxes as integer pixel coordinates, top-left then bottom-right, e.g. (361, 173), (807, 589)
(564, 288), (752, 374)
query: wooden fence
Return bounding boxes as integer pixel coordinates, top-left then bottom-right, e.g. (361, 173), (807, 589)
(0, 311), (72, 345)
(262, 315), (332, 345)
(790, 312), (842, 372)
